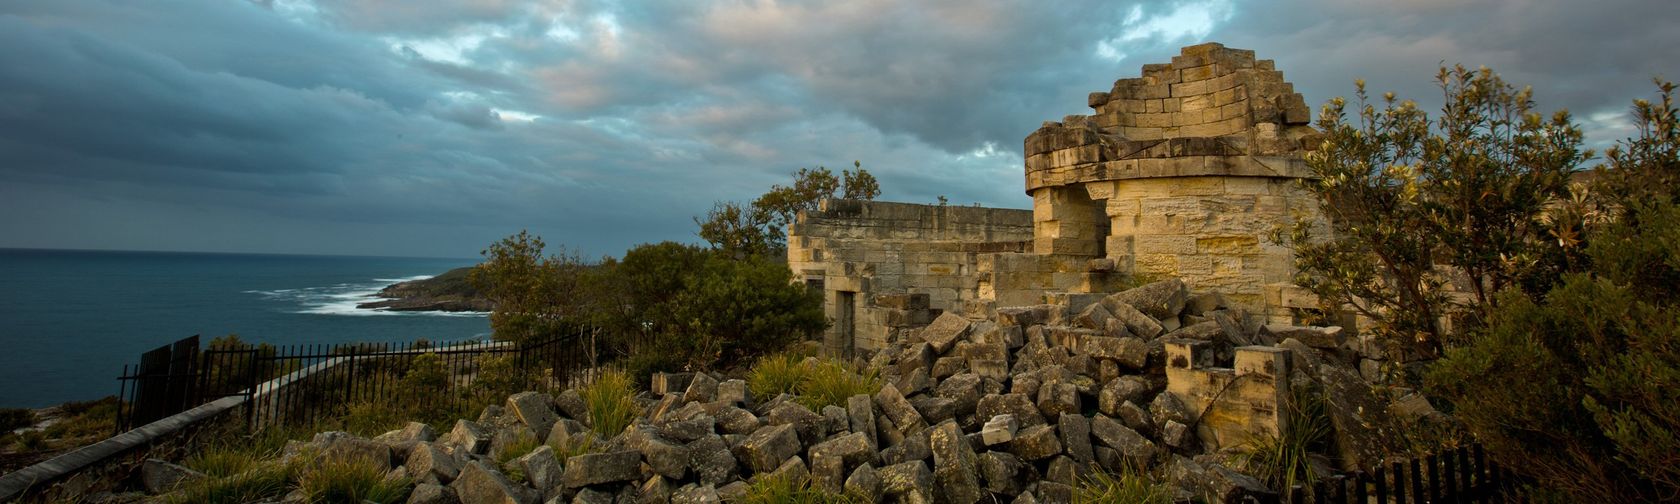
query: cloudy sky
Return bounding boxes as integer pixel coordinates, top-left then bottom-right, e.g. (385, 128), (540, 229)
(1, 0), (1674, 259)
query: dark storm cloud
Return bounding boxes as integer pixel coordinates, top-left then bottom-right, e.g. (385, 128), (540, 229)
(1212, 0), (1680, 146)
(0, 0), (1674, 258)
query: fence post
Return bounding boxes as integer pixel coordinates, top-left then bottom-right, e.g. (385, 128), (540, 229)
(346, 344), (359, 409)
(244, 349), (259, 428)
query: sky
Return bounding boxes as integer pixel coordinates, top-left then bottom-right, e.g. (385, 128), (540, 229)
(1, 0), (1675, 259)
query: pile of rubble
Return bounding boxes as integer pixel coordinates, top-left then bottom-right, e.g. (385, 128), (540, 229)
(143, 278), (1424, 504)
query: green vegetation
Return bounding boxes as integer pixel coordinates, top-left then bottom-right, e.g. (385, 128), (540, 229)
(737, 473), (859, 504)
(495, 429), (542, 467)
(580, 370), (639, 437)
(1293, 67), (1680, 500)
(0, 408), (34, 433)
(746, 353), (807, 399)
(1279, 65), (1588, 358)
(162, 460), (295, 504)
(699, 162), (881, 258)
(747, 353), (881, 410)
(1074, 465), (1172, 504)
(1238, 383), (1332, 501)
(469, 231), (599, 345)
(295, 452), (411, 504)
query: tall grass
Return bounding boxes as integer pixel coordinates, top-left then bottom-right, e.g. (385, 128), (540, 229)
(161, 461), (294, 504)
(747, 353), (806, 399)
(795, 359), (880, 411)
(748, 353), (881, 411)
(1238, 382), (1332, 500)
(1075, 465), (1172, 504)
(296, 452), (412, 504)
(580, 370), (638, 437)
(739, 473), (859, 504)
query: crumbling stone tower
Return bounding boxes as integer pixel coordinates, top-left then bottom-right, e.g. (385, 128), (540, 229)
(1023, 42), (1325, 316)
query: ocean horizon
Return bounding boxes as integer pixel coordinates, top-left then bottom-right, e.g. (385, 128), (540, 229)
(0, 248), (492, 408)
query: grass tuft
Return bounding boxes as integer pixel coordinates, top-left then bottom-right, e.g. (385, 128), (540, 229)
(1075, 465), (1172, 504)
(749, 353), (882, 411)
(1238, 382), (1333, 500)
(183, 446), (264, 479)
(794, 359), (881, 411)
(747, 353), (806, 400)
(162, 461), (294, 504)
(296, 452), (411, 504)
(580, 369), (639, 437)
(739, 473), (859, 504)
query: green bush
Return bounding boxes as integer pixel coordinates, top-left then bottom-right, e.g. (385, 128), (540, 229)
(1281, 65), (1587, 357)
(580, 370), (638, 437)
(1423, 81), (1680, 501)
(0, 408), (34, 433)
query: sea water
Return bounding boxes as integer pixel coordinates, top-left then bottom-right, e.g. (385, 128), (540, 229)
(0, 248), (491, 408)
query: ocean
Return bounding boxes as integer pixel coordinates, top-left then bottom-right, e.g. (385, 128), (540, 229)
(0, 248), (491, 408)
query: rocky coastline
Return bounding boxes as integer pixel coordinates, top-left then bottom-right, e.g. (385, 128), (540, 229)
(357, 266), (493, 313)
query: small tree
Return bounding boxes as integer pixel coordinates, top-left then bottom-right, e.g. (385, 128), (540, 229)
(1279, 65), (1588, 356)
(695, 201), (775, 259)
(470, 230), (591, 343)
(697, 163), (881, 258)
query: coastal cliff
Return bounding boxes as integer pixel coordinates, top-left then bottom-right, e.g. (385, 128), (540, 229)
(357, 266), (492, 312)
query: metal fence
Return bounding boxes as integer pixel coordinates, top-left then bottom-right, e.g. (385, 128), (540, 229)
(115, 328), (605, 433)
(1298, 443), (1525, 503)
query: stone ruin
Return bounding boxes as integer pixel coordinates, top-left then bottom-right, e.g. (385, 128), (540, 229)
(789, 42), (1329, 359)
(146, 275), (1412, 504)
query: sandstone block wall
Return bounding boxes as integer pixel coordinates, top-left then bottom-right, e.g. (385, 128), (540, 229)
(1164, 340), (1291, 450)
(788, 199), (1033, 354)
(1021, 42), (1328, 321)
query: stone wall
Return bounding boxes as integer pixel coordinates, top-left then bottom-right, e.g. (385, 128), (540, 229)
(787, 199), (1034, 354)
(1022, 42), (1328, 322)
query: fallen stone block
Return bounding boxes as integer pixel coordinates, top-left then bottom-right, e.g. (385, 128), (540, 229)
(1008, 424), (1063, 461)
(735, 424), (801, 474)
(921, 312), (973, 354)
(451, 460), (535, 504)
(980, 414), (1019, 446)
(141, 459), (205, 494)
(562, 451), (642, 488)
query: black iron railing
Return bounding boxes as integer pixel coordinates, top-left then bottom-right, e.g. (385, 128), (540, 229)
(114, 327), (606, 434)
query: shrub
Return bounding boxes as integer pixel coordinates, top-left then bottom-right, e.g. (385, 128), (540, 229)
(12, 429), (46, 451)
(1074, 465), (1171, 504)
(665, 254), (827, 368)
(1422, 81), (1679, 501)
(43, 396), (119, 441)
(296, 452), (411, 504)
(1280, 65), (1587, 357)
(580, 370), (638, 437)
(0, 408), (34, 433)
